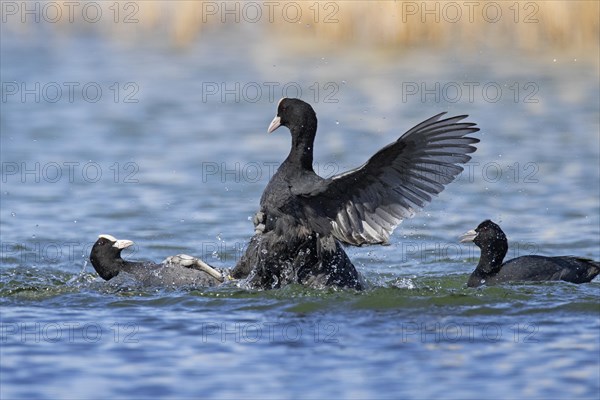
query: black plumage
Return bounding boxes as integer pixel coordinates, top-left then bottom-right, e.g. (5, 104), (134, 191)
(460, 220), (600, 287)
(233, 98), (480, 290)
(89, 234), (223, 287)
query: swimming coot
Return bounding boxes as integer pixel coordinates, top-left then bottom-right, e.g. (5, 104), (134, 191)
(460, 220), (599, 287)
(232, 98), (480, 290)
(90, 234), (224, 287)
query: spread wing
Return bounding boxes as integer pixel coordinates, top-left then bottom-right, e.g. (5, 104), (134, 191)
(308, 113), (479, 246)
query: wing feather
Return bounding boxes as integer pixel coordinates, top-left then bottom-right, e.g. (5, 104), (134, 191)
(309, 112), (479, 246)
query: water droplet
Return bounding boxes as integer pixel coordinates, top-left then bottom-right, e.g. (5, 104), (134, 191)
(335, 120), (339, 125)
(216, 233), (222, 241)
(74, 220), (77, 223)
(11, 212), (16, 217)
(261, 249), (268, 254)
(180, 219), (185, 223)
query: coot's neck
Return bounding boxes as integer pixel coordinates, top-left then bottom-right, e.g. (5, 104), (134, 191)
(474, 239), (507, 275)
(467, 269), (487, 287)
(92, 256), (136, 281)
(283, 121), (317, 172)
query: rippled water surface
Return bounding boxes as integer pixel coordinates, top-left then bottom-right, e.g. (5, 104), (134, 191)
(1, 29), (599, 399)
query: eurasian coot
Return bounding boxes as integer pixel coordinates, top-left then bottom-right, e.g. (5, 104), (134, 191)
(90, 234), (223, 287)
(233, 98), (480, 290)
(460, 220), (599, 287)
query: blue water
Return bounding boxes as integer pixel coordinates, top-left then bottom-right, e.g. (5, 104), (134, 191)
(1, 27), (599, 399)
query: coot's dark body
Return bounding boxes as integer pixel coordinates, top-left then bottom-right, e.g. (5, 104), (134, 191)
(461, 220), (599, 287)
(235, 229), (361, 289)
(90, 235), (223, 287)
(233, 98), (480, 290)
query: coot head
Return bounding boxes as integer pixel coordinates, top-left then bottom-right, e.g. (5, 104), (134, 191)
(90, 234), (134, 280)
(267, 98), (317, 134)
(461, 220), (508, 263)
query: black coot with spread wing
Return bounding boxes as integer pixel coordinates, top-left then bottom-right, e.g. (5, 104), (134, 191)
(90, 234), (223, 287)
(233, 98), (480, 290)
(460, 220), (599, 287)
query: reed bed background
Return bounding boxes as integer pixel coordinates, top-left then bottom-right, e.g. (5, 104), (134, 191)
(3, 1), (599, 58)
